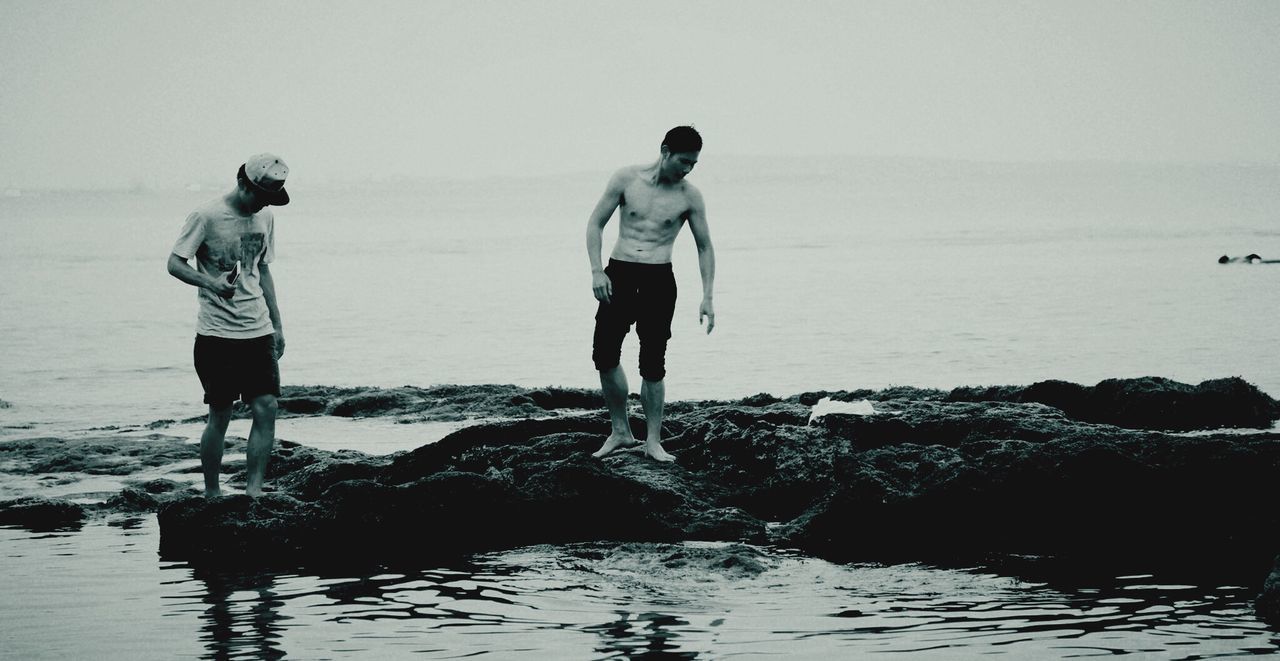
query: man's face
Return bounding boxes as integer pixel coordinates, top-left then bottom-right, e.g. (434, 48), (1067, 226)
(248, 191), (269, 213)
(240, 181), (270, 212)
(664, 150), (699, 180)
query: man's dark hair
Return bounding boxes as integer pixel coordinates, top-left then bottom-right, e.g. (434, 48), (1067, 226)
(662, 126), (702, 153)
(236, 163), (267, 194)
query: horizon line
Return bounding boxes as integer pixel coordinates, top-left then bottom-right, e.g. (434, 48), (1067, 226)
(5, 153), (1279, 195)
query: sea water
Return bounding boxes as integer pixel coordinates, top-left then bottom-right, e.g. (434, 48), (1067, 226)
(2, 157), (1277, 438)
(2, 520), (1277, 660)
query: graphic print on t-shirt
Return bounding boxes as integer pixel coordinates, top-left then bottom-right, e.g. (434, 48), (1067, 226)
(239, 233), (265, 273)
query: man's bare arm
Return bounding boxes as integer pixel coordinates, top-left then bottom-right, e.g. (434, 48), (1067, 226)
(586, 169), (629, 303)
(686, 186), (715, 334)
(259, 263), (285, 358)
(167, 253), (235, 298)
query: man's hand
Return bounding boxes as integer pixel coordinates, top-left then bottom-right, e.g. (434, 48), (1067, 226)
(700, 298), (715, 334)
(207, 276), (236, 299)
(592, 270), (613, 304)
(273, 330), (286, 359)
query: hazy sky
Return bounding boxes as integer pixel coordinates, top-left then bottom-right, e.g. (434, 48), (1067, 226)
(2, 0), (1278, 188)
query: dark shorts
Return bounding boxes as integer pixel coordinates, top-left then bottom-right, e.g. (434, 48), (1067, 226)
(592, 259), (677, 381)
(193, 334), (280, 408)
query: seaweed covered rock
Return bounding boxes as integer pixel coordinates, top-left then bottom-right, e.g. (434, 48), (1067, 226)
(157, 377), (1280, 569)
(1257, 554), (1280, 626)
(948, 376), (1279, 430)
(278, 383), (607, 421)
(0, 496), (86, 531)
(143, 377), (1280, 619)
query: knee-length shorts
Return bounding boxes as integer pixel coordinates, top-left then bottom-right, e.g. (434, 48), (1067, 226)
(591, 259), (677, 381)
(193, 333), (280, 408)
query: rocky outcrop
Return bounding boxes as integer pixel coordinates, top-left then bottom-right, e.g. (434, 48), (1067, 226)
(10, 378), (1279, 618)
(1258, 555), (1280, 626)
(159, 424), (767, 563)
(155, 378), (1280, 574)
(142, 384), (610, 425)
(947, 376), (1278, 431)
(276, 384), (605, 421)
(0, 496), (86, 531)
(0, 434), (199, 476)
(266, 377), (1280, 431)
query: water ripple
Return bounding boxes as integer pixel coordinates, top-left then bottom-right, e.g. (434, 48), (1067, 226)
(3, 523), (1278, 659)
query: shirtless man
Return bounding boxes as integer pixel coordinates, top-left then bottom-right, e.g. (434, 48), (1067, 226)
(586, 126), (716, 461)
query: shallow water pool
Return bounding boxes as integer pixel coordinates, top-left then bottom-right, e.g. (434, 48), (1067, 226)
(2, 519), (1277, 659)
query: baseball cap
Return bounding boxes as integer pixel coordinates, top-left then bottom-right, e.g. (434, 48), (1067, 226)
(240, 153), (290, 206)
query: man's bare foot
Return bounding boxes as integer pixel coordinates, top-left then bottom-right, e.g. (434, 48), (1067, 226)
(592, 434), (640, 458)
(245, 484), (279, 498)
(642, 441), (677, 463)
(204, 489), (223, 499)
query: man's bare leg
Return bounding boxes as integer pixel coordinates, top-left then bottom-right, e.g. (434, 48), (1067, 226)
(201, 405), (233, 497)
(640, 378), (676, 462)
(593, 366), (640, 457)
(244, 394), (278, 497)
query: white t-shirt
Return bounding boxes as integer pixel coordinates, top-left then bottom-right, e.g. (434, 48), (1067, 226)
(172, 197), (276, 338)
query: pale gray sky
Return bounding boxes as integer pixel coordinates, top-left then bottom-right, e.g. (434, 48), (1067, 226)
(2, 0), (1278, 189)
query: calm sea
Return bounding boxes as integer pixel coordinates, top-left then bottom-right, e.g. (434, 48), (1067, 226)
(2, 156), (1277, 438)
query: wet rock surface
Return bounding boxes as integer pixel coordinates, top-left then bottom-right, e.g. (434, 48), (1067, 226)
(0, 496), (87, 531)
(152, 378), (1280, 569)
(0, 434), (199, 476)
(947, 376), (1279, 431)
(279, 384), (606, 421)
(5, 378), (1280, 620)
(1258, 556), (1280, 626)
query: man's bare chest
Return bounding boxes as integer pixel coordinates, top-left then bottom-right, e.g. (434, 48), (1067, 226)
(620, 181), (690, 228)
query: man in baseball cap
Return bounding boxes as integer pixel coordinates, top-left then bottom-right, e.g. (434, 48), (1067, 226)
(239, 153), (290, 206)
(166, 153), (290, 497)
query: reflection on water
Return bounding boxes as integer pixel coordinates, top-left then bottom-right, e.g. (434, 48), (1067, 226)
(192, 568), (287, 660)
(2, 521), (1278, 659)
(589, 612), (697, 659)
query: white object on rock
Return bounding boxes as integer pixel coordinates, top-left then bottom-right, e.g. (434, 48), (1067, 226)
(808, 397), (876, 424)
